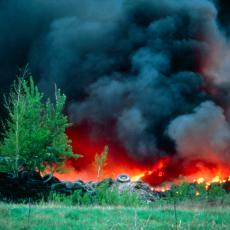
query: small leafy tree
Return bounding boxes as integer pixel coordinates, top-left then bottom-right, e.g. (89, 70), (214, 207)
(94, 145), (109, 178)
(0, 68), (78, 175)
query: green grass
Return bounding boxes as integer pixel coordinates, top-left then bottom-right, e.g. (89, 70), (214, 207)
(0, 202), (229, 230)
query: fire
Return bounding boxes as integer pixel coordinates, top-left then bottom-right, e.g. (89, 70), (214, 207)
(53, 124), (230, 191)
(131, 173), (145, 182)
(131, 172), (230, 191)
(212, 176), (220, 183)
(194, 177), (205, 184)
(129, 162), (230, 191)
(131, 157), (169, 182)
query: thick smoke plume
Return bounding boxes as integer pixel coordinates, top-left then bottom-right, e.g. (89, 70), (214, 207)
(0, 0), (230, 179)
(168, 101), (230, 161)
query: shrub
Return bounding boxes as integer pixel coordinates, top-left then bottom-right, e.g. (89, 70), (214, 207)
(207, 183), (226, 200)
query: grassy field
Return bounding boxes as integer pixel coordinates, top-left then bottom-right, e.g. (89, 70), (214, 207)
(0, 202), (229, 230)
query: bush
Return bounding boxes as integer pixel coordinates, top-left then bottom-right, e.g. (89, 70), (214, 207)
(168, 182), (207, 201)
(162, 181), (227, 205)
(207, 183), (226, 200)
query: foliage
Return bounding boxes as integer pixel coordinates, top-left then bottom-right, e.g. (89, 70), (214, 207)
(48, 192), (73, 206)
(161, 181), (227, 204)
(49, 184), (142, 207)
(92, 182), (141, 206)
(0, 67), (78, 175)
(208, 183), (227, 200)
(94, 145), (109, 178)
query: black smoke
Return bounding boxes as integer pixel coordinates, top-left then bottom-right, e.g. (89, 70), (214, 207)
(0, 0), (230, 163)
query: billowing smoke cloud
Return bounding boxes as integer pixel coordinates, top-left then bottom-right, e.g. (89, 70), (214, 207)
(0, 0), (230, 167)
(168, 101), (230, 161)
(67, 0), (218, 159)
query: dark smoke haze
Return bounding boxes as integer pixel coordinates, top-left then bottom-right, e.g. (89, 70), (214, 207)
(0, 0), (230, 166)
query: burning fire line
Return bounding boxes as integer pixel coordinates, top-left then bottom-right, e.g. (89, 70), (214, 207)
(131, 173), (230, 192)
(128, 157), (230, 192)
(58, 126), (230, 192)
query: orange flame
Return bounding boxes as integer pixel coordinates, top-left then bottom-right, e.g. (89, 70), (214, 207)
(55, 125), (230, 191)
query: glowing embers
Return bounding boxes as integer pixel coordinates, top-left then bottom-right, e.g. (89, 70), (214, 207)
(193, 175), (230, 190)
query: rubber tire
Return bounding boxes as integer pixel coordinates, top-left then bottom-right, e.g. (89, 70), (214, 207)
(116, 174), (131, 183)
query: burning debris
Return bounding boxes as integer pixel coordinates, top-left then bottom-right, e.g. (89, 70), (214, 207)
(0, 171), (229, 204)
(0, 172), (158, 203)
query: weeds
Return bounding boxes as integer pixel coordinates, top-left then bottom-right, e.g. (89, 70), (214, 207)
(44, 180), (230, 209)
(48, 185), (143, 207)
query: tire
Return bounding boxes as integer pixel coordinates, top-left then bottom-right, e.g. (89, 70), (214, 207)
(51, 183), (66, 191)
(116, 174), (130, 183)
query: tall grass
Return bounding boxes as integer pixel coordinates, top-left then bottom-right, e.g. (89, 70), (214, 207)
(0, 203), (229, 230)
(48, 186), (143, 207)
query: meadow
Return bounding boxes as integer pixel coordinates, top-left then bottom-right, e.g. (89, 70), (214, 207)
(0, 196), (230, 230)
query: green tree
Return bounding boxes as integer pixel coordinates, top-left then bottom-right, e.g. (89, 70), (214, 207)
(0, 68), (79, 175)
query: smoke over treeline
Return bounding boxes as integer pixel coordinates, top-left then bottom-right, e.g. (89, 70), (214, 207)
(0, 0), (230, 172)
